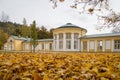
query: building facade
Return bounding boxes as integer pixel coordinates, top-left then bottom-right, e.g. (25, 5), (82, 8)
(4, 23), (120, 52)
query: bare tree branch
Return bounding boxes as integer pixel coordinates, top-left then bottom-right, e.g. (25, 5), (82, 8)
(0, 11), (10, 22)
(50, 0), (109, 14)
(50, 0), (120, 32)
(97, 10), (120, 30)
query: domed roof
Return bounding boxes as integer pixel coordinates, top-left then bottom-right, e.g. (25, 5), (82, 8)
(57, 23), (87, 32)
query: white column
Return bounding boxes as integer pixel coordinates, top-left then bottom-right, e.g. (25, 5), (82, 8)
(45, 43), (47, 51)
(53, 35), (55, 51)
(78, 39), (80, 51)
(39, 44), (41, 50)
(81, 41), (83, 52)
(53, 41), (55, 51)
(79, 34), (82, 51)
(87, 40), (89, 52)
(56, 34), (59, 51)
(63, 33), (66, 51)
(71, 33), (74, 51)
(47, 43), (49, 51)
(111, 39), (114, 52)
(44, 42), (45, 51)
(95, 40), (97, 52)
(103, 40), (105, 52)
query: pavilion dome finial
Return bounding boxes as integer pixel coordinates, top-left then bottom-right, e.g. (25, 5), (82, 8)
(56, 23), (87, 32)
(66, 23), (72, 25)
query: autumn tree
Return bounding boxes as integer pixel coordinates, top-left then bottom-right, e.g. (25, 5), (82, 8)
(0, 29), (9, 49)
(50, 0), (120, 32)
(30, 21), (38, 52)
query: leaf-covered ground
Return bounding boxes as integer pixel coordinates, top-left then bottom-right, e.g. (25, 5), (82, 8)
(0, 53), (120, 80)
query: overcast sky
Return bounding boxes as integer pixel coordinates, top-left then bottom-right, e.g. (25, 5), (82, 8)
(0, 0), (120, 34)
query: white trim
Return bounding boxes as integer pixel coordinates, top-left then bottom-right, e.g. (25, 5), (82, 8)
(111, 39), (114, 52)
(87, 40), (89, 52)
(71, 33), (74, 50)
(95, 40), (97, 52)
(63, 33), (66, 51)
(103, 40), (105, 52)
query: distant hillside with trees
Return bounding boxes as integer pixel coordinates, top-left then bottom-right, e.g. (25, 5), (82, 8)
(0, 18), (54, 50)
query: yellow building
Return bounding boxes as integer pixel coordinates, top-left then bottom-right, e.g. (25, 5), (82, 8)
(4, 23), (120, 52)
(4, 36), (28, 51)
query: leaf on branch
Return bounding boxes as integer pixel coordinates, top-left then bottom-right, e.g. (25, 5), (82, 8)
(59, 0), (64, 2)
(99, 0), (104, 2)
(88, 8), (94, 13)
(70, 5), (77, 9)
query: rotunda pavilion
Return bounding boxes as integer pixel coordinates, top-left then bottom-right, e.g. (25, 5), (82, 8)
(53, 23), (87, 51)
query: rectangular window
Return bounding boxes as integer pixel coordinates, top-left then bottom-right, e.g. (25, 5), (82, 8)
(83, 41), (87, 51)
(25, 44), (29, 50)
(66, 40), (71, 49)
(66, 33), (71, 39)
(54, 34), (57, 40)
(42, 43), (44, 50)
(89, 41), (95, 50)
(59, 33), (63, 39)
(59, 40), (63, 49)
(11, 45), (13, 50)
(49, 43), (52, 50)
(74, 40), (78, 49)
(74, 33), (79, 39)
(114, 40), (120, 49)
(106, 40), (110, 49)
(97, 40), (103, 50)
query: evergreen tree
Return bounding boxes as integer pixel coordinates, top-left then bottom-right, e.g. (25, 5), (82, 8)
(38, 26), (53, 39)
(30, 21), (38, 52)
(21, 18), (30, 37)
(49, 28), (54, 38)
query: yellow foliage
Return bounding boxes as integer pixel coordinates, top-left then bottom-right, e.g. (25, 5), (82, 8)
(33, 73), (42, 80)
(43, 74), (49, 80)
(0, 53), (120, 79)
